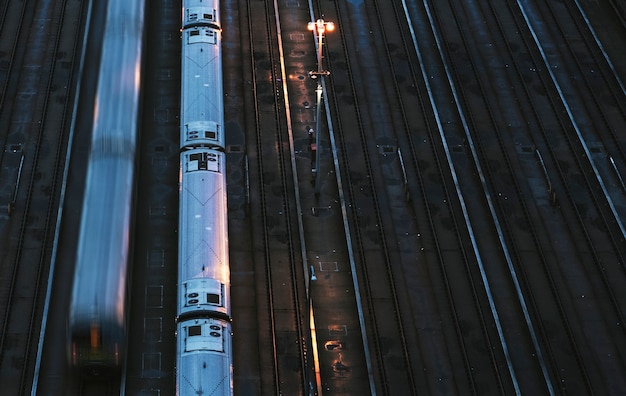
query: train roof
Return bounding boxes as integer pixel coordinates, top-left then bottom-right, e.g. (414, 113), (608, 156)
(180, 27), (224, 149)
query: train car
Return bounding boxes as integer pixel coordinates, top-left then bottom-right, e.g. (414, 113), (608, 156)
(177, 148), (230, 321)
(67, 0), (145, 377)
(176, 148), (232, 394)
(180, 0), (223, 150)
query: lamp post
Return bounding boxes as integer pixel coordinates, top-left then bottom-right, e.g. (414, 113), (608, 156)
(307, 19), (334, 76)
(308, 19), (334, 195)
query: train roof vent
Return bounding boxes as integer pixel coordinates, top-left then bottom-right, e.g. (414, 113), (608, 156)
(184, 322), (224, 352)
(186, 292), (200, 306)
(186, 152), (220, 173)
(187, 28), (217, 44)
(207, 293), (220, 305)
(185, 122), (219, 143)
(186, 8), (216, 22)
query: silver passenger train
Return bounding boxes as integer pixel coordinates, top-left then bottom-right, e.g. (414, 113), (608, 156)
(176, 0), (233, 394)
(67, 0), (145, 377)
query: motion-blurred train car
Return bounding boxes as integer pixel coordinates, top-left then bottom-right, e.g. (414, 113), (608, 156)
(67, 0), (145, 377)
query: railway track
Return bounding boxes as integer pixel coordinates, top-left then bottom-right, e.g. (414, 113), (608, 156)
(314, 0), (424, 393)
(244, 0), (309, 393)
(0, 0), (28, 125)
(123, 0), (179, 393)
(312, 0), (626, 394)
(221, 0), (264, 393)
(505, 0), (626, 391)
(324, 0), (518, 391)
(236, 0), (384, 393)
(422, 0), (591, 392)
(324, 0), (510, 392)
(389, 0), (626, 393)
(0, 0), (86, 393)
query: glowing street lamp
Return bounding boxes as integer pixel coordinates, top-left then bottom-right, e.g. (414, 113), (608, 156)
(308, 19), (334, 77)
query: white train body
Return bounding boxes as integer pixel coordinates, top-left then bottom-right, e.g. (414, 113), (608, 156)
(180, 0), (223, 149)
(177, 0), (232, 394)
(178, 148), (230, 320)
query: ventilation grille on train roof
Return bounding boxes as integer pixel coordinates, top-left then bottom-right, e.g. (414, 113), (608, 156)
(186, 292), (221, 306)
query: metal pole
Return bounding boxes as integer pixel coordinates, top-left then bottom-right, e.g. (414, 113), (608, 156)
(318, 24), (323, 74)
(314, 81), (322, 195)
(314, 21), (324, 195)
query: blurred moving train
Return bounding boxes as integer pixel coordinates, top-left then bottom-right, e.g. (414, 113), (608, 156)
(176, 0), (233, 394)
(67, 0), (145, 377)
